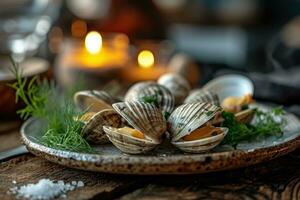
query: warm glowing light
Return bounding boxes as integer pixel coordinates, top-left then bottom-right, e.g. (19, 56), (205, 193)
(85, 31), (102, 54)
(138, 50), (154, 68)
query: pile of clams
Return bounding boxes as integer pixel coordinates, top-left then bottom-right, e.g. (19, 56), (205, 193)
(73, 73), (255, 154)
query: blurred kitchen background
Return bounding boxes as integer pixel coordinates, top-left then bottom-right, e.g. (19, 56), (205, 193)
(1, 0), (300, 118)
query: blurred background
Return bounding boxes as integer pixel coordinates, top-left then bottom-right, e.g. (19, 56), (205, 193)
(1, 0), (300, 118)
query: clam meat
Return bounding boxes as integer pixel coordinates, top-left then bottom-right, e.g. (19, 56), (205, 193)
(221, 94), (253, 113)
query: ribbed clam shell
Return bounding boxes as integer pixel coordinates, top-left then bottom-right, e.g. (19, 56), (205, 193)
(172, 127), (228, 153)
(168, 102), (221, 142)
(124, 81), (155, 102)
(81, 109), (124, 144)
(158, 73), (191, 105)
(184, 89), (219, 105)
(124, 82), (175, 115)
(74, 90), (118, 112)
(112, 101), (167, 143)
(103, 126), (158, 154)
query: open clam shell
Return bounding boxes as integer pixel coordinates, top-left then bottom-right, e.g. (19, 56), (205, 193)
(235, 108), (255, 124)
(74, 90), (118, 112)
(158, 73), (191, 105)
(168, 102), (221, 142)
(103, 101), (166, 154)
(168, 102), (227, 153)
(211, 108), (256, 125)
(80, 109), (124, 144)
(171, 127), (228, 153)
(103, 126), (159, 154)
(184, 89), (219, 105)
(112, 101), (167, 143)
(124, 82), (175, 116)
(202, 74), (254, 102)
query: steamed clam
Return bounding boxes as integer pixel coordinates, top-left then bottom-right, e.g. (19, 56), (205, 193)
(168, 102), (228, 153)
(103, 101), (167, 154)
(201, 74), (255, 123)
(79, 109), (124, 144)
(158, 73), (191, 105)
(74, 90), (122, 144)
(124, 82), (175, 116)
(184, 89), (219, 105)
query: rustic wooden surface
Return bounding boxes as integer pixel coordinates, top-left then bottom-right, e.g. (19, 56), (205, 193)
(0, 121), (299, 200)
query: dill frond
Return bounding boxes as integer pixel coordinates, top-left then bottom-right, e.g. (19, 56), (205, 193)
(9, 58), (94, 153)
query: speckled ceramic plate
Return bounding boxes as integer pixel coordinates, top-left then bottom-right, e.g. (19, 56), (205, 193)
(21, 105), (300, 175)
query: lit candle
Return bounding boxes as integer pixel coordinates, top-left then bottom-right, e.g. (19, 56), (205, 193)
(138, 50), (155, 68)
(55, 31), (129, 89)
(120, 49), (167, 83)
(85, 31), (102, 54)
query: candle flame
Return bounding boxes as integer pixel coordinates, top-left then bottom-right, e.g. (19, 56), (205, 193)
(138, 50), (154, 68)
(85, 31), (102, 54)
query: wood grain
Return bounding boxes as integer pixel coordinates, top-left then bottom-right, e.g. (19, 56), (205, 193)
(0, 155), (148, 200)
(119, 151), (300, 200)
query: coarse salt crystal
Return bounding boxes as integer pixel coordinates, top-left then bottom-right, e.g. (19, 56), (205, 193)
(77, 181), (84, 187)
(9, 179), (84, 200)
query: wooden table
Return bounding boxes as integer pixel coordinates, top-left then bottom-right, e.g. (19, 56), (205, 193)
(0, 120), (299, 200)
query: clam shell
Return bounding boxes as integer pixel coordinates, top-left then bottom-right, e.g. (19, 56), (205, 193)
(202, 74), (254, 102)
(184, 89), (219, 105)
(103, 126), (158, 154)
(158, 73), (191, 105)
(112, 101), (167, 143)
(74, 90), (118, 112)
(124, 81), (155, 102)
(124, 82), (175, 115)
(171, 127), (228, 153)
(81, 109), (124, 144)
(234, 108), (255, 124)
(168, 102), (221, 142)
(211, 108), (255, 126)
(167, 53), (200, 87)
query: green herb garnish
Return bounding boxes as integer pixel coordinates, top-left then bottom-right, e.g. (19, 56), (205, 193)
(221, 107), (285, 148)
(164, 112), (171, 120)
(9, 59), (94, 153)
(140, 94), (159, 107)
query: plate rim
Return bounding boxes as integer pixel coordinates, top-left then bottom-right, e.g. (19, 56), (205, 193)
(21, 117), (300, 175)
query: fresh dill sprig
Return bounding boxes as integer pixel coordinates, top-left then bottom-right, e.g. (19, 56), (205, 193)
(9, 59), (94, 153)
(221, 107), (285, 148)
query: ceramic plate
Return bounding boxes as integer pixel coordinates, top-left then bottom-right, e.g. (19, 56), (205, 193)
(21, 105), (300, 175)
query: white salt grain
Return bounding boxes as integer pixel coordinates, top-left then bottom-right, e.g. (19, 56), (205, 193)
(77, 181), (84, 187)
(9, 179), (85, 200)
